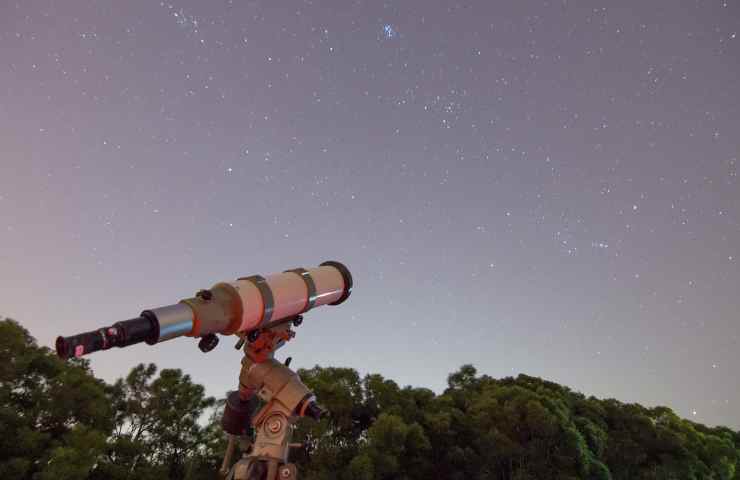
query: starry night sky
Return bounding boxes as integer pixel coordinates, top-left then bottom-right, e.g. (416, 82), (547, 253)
(1, 0), (738, 428)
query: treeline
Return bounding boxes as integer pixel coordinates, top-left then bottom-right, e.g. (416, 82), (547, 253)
(1, 317), (738, 480)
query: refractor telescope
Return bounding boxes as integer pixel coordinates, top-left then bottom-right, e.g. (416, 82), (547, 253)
(56, 261), (352, 359)
(56, 260), (353, 480)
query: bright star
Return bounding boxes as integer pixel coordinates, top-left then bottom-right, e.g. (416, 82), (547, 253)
(383, 24), (396, 39)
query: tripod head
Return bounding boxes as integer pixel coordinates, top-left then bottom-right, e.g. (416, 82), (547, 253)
(220, 317), (329, 480)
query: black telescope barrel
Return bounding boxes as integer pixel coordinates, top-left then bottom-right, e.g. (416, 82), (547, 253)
(55, 329), (105, 360)
(55, 315), (158, 359)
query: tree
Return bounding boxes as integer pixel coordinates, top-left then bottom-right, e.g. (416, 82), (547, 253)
(3, 317), (739, 480)
(0, 318), (112, 480)
(93, 364), (215, 480)
(292, 366), (367, 480)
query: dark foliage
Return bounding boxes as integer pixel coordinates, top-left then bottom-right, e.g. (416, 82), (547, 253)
(2, 318), (738, 479)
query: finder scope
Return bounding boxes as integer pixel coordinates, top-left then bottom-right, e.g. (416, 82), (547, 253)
(56, 261), (352, 359)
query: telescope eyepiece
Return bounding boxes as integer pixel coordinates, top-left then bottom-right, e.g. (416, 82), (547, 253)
(55, 315), (158, 359)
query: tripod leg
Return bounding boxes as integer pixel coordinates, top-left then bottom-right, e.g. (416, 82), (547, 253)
(220, 434), (236, 476)
(265, 460), (278, 480)
(243, 459), (266, 480)
(233, 457), (258, 480)
(224, 464), (236, 480)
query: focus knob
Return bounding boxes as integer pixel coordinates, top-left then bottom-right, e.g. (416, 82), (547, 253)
(198, 333), (219, 353)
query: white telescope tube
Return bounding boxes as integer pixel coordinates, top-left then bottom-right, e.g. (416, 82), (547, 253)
(156, 260), (352, 340)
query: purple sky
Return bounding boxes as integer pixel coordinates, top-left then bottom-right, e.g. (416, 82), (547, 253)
(1, 0), (738, 428)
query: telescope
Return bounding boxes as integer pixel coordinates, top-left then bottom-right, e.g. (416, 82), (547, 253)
(56, 260), (353, 480)
(56, 261), (352, 359)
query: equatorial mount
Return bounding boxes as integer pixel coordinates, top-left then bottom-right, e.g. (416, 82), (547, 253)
(220, 315), (324, 480)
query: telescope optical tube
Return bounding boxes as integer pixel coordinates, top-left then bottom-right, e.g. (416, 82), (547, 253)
(56, 261), (352, 359)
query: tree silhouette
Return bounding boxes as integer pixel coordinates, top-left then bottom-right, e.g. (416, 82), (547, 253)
(2, 318), (739, 480)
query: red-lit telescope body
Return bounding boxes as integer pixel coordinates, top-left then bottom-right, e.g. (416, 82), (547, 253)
(153, 260), (352, 342)
(234, 263), (347, 332)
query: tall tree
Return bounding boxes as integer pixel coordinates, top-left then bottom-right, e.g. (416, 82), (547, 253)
(3, 318), (739, 480)
(93, 364), (215, 480)
(0, 318), (112, 480)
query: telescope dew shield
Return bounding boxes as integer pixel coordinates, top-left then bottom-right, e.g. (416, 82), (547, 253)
(55, 261), (352, 359)
(228, 262), (352, 333)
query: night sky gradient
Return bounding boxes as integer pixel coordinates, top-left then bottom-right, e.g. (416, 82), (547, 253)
(1, 0), (739, 428)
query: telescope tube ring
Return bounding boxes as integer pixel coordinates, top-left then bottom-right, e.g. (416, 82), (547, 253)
(238, 275), (275, 327)
(284, 268), (318, 313)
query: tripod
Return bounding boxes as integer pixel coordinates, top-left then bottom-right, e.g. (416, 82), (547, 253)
(219, 316), (324, 480)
